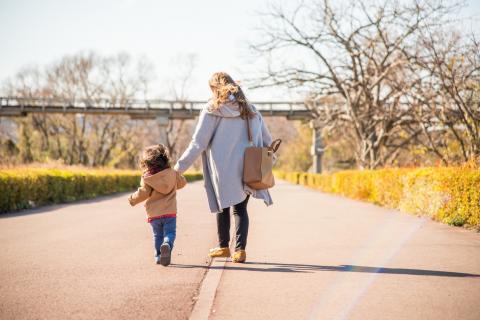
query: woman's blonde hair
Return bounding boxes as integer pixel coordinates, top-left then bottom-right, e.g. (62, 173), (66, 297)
(208, 72), (255, 119)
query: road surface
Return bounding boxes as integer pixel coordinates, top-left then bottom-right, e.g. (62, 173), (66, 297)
(1, 180), (479, 319)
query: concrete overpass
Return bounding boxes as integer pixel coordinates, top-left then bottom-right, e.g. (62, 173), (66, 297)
(0, 97), (313, 120)
(0, 96), (324, 172)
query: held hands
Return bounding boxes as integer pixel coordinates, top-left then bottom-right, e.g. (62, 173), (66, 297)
(173, 163), (186, 174)
(173, 163), (180, 172)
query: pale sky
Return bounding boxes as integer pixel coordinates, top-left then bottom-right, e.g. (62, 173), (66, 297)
(1, 0), (479, 101)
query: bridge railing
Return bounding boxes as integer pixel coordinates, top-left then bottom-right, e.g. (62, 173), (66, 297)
(0, 96), (312, 119)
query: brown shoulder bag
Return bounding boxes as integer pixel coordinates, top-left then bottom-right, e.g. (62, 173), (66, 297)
(243, 115), (282, 190)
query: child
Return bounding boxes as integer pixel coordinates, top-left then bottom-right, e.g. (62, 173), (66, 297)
(128, 144), (187, 266)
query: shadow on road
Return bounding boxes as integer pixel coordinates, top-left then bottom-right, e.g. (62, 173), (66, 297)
(171, 261), (479, 278)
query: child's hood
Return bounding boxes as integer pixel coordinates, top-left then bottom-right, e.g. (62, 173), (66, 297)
(143, 168), (178, 194)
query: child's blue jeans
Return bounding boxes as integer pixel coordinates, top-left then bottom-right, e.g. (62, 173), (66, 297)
(150, 216), (176, 255)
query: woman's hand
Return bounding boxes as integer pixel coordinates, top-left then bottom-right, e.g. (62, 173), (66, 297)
(173, 163), (182, 173)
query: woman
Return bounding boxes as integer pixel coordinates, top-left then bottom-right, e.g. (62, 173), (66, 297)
(174, 72), (274, 263)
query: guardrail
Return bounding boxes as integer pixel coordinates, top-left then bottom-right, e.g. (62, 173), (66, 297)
(0, 96), (313, 119)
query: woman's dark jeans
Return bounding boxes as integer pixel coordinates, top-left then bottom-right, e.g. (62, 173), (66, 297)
(216, 195), (250, 251)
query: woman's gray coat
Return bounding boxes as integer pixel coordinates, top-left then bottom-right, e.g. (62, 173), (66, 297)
(174, 101), (273, 213)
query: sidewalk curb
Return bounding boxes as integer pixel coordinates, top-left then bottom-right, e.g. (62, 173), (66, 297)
(189, 257), (227, 320)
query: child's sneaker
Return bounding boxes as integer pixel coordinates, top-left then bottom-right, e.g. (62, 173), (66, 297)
(208, 247), (231, 258)
(154, 250), (161, 264)
(159, 242), (171, 266)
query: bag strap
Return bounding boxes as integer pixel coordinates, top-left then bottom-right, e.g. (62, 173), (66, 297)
(245, 113), (281, 152)
(268, 139), (282, 153)
(246, 115), (253, 142)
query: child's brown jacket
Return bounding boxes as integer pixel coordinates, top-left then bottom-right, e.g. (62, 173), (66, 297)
(128, 168), (187, 219)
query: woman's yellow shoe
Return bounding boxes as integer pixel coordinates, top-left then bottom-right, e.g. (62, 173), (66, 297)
(231, 250), (246, 263)
(208, 247), (231, 258)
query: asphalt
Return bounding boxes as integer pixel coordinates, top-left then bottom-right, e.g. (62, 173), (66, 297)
(0, 180), (216, 320)
(1, 180), (479, 320)
(208, 181), (480, 320)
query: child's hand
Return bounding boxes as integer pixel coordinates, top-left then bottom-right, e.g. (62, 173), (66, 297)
(128, 177), (151, 206)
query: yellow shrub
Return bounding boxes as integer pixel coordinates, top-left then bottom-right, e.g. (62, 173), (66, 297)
(399, 168), (448, 218)
(0, 168), (203, 213)
(274, 167), (480, 228)
(370, 169), (408, 208)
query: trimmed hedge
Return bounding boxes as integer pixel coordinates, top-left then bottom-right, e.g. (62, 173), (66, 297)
(0, 169), (203, 213)
(275, 167), (480, 228)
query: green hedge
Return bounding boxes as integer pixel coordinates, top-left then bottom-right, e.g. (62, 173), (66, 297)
(275, 167), (480, 228)
(0, 169), (203, 213)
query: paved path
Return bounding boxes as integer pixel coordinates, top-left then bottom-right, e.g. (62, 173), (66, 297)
(206, 181), (480, 320)
(1, 180), (480, 319)
(0, 181), (217, 320)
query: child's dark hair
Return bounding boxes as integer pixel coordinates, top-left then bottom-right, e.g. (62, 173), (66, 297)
(139, 144), (171, 175)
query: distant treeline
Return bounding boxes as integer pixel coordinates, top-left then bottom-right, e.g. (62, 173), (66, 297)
(1, 0), (479, 171)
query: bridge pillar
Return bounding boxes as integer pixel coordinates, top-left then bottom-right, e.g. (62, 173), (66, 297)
(310, 120), (324, 173)
(156, 116), (169, 144)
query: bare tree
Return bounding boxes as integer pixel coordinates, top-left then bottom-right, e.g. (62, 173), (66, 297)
(251, 0), (462, 168)
(2, 52), (155, 167)
(410, 32), (480, 163)
(162, 54), (198, 160)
